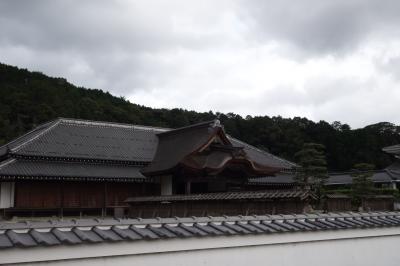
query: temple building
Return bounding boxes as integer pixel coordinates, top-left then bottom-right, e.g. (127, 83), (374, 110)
(0, 118), (300, 217)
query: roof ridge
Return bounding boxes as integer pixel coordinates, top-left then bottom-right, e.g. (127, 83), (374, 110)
(11, 119), (62, 152)
(0, 120), (58, 155)
(58, 118), (169, 132)
(158, 120), (219, 136)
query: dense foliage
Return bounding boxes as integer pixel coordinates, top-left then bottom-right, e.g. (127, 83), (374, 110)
(351, 163), (375, 206)
(294, 143), (328, 185)
(0, 63), (399, 171)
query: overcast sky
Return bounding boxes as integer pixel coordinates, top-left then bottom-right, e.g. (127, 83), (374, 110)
(1, 1), (400, 128)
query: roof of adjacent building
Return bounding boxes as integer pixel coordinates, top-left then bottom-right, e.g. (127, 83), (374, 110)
(326, 170), (394, 185)
(125, 189), (315, 203)
(247, 169), (399, 186)
(1, 212), (399, 249)
(0, 118), (296, 181)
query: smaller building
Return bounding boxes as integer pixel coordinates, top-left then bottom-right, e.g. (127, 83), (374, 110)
(324, 194), (394, 212)
(326, 170), (396, 189)
(324, 194), (353, 212)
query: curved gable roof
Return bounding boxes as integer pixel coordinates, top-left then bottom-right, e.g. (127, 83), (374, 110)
(142, 120), (286, 177)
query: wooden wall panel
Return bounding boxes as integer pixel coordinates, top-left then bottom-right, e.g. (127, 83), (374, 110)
(62, 182), (104, 208)
(15, 181), (61, 208)
(15, 181), (151, 210)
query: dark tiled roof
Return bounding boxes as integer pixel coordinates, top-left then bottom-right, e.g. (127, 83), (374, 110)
(125, 189), (315, 203)
(0, 120), (56, 157)
(248, 171), (395, 186)
(142, 120), (220, 175)
(2, 118), (166, 162)
(142, 120), (292, 176)
(326, 171), (393, 185)
(1, 212), (400, 249)
(0, 118), (295, 171)
(0, 158), (146, 182)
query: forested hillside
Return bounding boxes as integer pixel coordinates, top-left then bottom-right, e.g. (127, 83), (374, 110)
(0, 63), (399, 171)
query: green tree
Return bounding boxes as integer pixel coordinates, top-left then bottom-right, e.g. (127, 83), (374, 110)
(295, 143), (328, 204)
(351, 163), (375, 208)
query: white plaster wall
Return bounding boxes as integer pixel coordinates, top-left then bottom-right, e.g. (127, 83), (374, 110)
(0, 182), (14, 209)
(3, 227), (400, 266)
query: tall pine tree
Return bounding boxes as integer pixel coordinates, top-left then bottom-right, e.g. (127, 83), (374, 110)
(295, 143), (328, 203)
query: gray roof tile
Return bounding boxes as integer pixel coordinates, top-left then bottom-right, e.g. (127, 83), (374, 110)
(93, 227), (123, 241)
(236, 221), (264, 233)
(6, 230), (37, 247)
(178, 224), (208, 236)
(52, 229), (81, 244)
(163, 224), (193, 238)
(0, 234), (13, 248)
(146, 225), (176, 238)
(0, 158), (146, 181)
(9, 119), (164, 162)
(2, 212), (400, 249)
(222, 222), (251, 234)
(72, 228), (102, 243)
(30, 230), (61, 246)
(111, 226), (142, 240)
(129, 226), (159, 239)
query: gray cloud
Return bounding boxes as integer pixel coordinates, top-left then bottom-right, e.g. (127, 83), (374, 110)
(240, 0), (400, 55)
